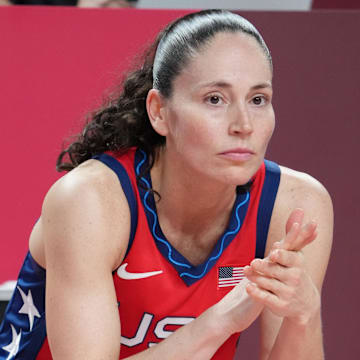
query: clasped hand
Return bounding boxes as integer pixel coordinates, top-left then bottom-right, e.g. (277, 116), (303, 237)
(215, 209), (320, 336)
(244, 208), (320, 326)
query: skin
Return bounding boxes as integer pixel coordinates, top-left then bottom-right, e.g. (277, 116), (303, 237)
(29, 31), (333, 359)
(147, 33), (275, 262)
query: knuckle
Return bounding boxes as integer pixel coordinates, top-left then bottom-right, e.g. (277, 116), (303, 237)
(276, 249), (284, 261)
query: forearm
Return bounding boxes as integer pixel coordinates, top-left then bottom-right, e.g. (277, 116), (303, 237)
(266, 309), (324, 360)
(124, 306), (230, 360)
(123, 278), (263, 359)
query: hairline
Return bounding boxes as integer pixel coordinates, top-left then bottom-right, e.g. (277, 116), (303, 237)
(161, 30), (273, 100)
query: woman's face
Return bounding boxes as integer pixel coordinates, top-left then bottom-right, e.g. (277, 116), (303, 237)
(159, 32), (275, 186)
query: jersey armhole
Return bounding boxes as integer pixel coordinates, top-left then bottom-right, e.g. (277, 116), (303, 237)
(92, 153), (138, 260)
(255, 160), (281, 259)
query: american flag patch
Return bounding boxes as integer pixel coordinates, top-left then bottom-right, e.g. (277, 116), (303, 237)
(218, 266), (245, 288)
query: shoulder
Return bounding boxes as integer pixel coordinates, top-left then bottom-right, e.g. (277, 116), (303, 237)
(276, 165), (333, 214)
(266, 165), (333, 286)
(261, 162), (333, 234)
(45, 158), (126, 209)
(40, 158), (131, 270)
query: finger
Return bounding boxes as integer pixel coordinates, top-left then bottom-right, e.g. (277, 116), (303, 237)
(285, 208), (304, 234)
(245, 271), (302, 302)
(246, 283), (287, 312)
(248, 258), (300, 284)
(245, 272), (286, 294)
(269, 248), (304, 268)
(281, 221), (301, 251)
(248, 259), (280, 277)
(282, 221), (317, 252)
(243, 265), (254, 278)
(244, 263), (273, 280)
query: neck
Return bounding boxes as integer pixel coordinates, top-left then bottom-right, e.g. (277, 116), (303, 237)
(150, 148), (237, 237)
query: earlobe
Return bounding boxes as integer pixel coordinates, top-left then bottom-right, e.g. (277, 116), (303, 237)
(146, 89), (169, 136)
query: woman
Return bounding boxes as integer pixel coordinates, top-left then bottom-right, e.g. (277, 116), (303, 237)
(0, 9), (333, 359)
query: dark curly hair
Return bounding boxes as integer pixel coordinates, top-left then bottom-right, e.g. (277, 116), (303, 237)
(56, 38), (163, 173)
(57, 9), (272, 183)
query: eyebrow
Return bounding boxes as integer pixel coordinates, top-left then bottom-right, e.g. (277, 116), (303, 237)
(195, 80), (273, 91)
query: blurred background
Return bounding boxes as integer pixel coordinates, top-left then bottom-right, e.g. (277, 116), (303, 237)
(0, 0), (359, 9)
(0, 1), (359, 359)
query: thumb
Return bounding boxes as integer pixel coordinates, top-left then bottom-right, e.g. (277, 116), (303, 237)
(285, 208), (304, 234)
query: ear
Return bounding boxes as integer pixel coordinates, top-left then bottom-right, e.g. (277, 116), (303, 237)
(146, 89), (169, 136)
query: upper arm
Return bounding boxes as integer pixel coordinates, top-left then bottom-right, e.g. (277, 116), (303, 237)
(259, 166), (334, 358)
(40, 160), (130, 359)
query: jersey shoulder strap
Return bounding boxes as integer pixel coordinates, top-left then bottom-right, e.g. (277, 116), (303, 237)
(255, 159), (281, 259)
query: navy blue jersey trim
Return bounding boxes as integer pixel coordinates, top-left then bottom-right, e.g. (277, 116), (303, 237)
(255, 160), (281, 259)
(93, 153), (138, 259)
(135, 149), (250, 286)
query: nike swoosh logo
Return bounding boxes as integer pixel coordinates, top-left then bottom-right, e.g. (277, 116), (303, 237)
(117, 263), (163, 280)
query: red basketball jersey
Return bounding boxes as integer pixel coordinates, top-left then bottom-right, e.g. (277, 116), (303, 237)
(98, 148), (280, 359)
(0, 148), (280, 359)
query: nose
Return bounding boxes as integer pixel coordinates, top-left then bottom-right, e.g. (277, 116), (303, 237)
(228, 103), (253, 136)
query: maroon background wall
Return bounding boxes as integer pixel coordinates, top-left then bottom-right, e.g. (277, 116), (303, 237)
(0, 6), (359, 358)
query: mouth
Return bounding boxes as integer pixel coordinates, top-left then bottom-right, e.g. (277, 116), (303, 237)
(218, 148), (255, 161)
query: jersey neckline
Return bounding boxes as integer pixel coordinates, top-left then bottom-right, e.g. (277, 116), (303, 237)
(134, 149), (250, 286)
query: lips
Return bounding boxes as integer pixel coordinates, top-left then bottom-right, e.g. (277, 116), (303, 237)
(218, 147), (255, 161)
(220, 147), (254, 155)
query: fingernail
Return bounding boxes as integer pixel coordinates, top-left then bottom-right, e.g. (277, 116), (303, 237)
(292, 222), (300, 229)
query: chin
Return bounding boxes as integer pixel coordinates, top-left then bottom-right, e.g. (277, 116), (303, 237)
(219, 162), (262, 186)
(218, 173), (253, 187)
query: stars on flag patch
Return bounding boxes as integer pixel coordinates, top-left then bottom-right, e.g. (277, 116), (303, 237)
(218, 266), (245, 288)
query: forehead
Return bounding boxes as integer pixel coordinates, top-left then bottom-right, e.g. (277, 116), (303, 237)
(172, 32), (272, 95)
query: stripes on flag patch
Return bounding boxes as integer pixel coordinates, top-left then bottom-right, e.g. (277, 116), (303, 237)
(218, 266), (245, 288)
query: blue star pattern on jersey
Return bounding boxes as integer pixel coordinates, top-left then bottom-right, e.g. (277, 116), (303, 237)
(17, 287), (41, 332)
(0, 252), (47, 359)
(2, 325), (21, 360)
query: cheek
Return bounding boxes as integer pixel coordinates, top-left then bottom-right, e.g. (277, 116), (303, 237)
(266, 118), (275, 142)
(258, 111), (275, 150)
(168, 106), (217, 150)
(171, 121), (212, 155)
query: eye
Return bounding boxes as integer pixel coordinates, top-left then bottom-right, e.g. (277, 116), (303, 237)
(205, 94), (224, 106)
(210, 95), (221, 105)
(251, 95), (267, 106)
